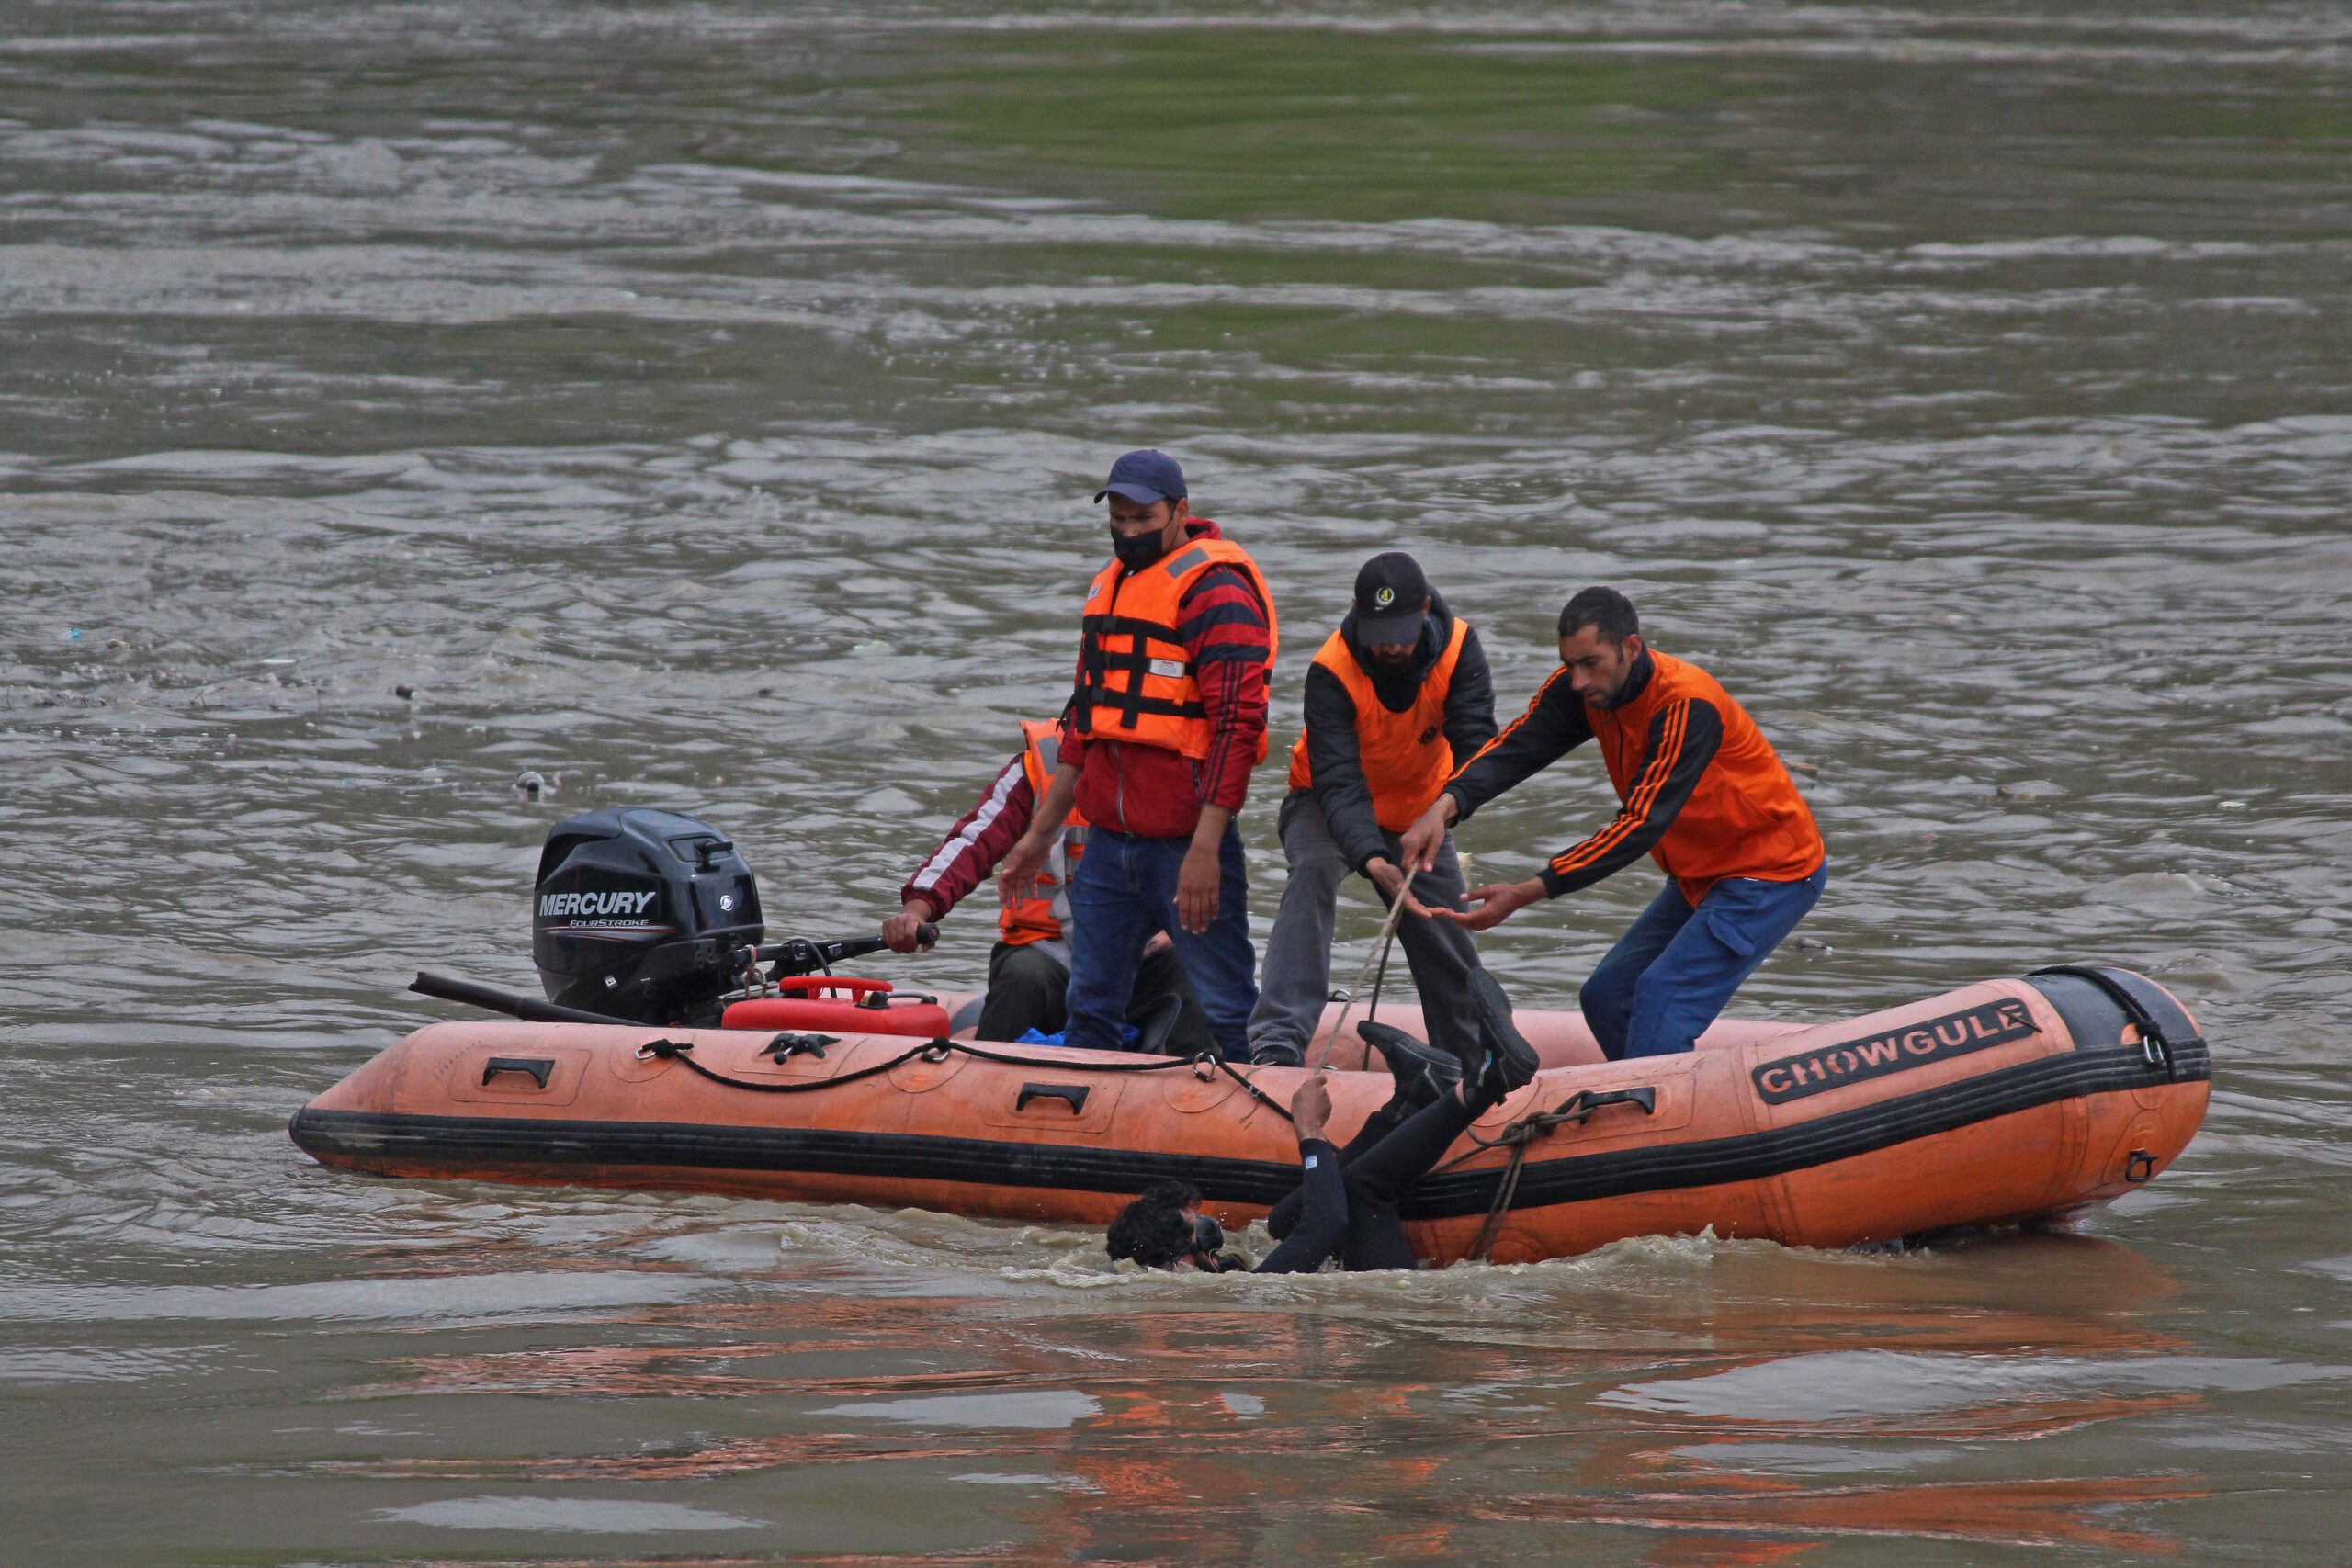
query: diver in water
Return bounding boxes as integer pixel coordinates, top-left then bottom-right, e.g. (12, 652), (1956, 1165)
(1104, 971), (1537, 1273)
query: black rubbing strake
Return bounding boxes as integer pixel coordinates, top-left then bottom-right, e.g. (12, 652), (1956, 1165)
(289, 1037), (2205, 1220)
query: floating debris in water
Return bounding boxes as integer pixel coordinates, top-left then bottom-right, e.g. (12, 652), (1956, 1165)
(62, 626), (81, 641)
(1793, 935), (1833, 953)
(394, 683), (414, 700)
(515, 770), (546, 797)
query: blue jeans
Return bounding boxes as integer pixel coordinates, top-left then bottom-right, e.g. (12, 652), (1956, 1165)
(1580, 865), (1827, 1060)
(1065, 826), (1258, 1058)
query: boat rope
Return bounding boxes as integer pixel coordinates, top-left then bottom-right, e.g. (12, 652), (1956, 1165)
(1433, 1085), (1662, 1261)
(1313, 865), (1419, 1072)
(1365, 916), (1396, 1029)
(632, 1034), (1293, 1122)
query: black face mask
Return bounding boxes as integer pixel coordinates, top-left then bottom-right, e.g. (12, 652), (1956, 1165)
(1112, 525), (1171, 569)
(1175, 1213), (1233, 1270)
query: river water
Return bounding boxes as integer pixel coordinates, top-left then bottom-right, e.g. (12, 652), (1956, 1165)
(6, 1), (2349, 1562)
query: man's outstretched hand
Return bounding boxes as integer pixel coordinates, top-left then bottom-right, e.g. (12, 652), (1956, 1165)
(1290, 1071), (1332, 1144)
(1364, 855), (1447, 919)
(1433, 876), (1545, 932)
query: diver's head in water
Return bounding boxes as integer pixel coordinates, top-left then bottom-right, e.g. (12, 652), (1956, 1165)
(1106, 1179), (1240, 1271)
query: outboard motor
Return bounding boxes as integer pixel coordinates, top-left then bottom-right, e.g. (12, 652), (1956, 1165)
(532, 807), (763, 1026)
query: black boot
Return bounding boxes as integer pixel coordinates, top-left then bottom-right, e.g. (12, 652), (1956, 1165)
(1467, 970), (1539, 1104)
(1129, 993), (1187, 1057)
(1356, 1021), (1463, 1118)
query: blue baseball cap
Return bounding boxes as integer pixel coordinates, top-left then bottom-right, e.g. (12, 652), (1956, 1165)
(1093, 449), (1188, 506)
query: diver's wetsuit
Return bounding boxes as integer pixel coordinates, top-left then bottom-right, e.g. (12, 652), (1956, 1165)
(1251, 1080), (1499, 1273)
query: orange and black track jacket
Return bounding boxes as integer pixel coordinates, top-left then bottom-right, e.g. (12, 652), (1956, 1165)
(1445, 648), (1824, 905)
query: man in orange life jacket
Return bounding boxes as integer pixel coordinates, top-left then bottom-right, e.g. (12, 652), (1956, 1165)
(1399, 587), (1827, 1060)
(998, 450), (1278, 1061)
(882, 719), (1211, 1052)
(1246, 552), (1498, 1070)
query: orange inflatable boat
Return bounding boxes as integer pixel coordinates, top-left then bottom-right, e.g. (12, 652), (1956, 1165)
(291, 964), (2207, 1265)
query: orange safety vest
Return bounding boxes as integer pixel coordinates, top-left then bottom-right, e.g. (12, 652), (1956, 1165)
(1285, 617), (1470, 831)
(1070, 536), (1279, 762)
(1590, 649), (1825, 902)
(1000, 719), (1088, 947)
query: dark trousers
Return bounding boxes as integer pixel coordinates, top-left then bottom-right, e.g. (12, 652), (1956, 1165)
(1248, 791), (1485, 1066)
(978, 940), (1213, 1056)
(1263, 1085), (1495, 1270)
(1065, 825), (1258, 1058)
(1581, 865), (1827, 1059)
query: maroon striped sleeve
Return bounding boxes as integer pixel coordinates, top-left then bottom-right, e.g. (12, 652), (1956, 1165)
(1193, 657), (1269, 812)
(900, 754), (1035, 919)
(1180, 566), (1272, 814)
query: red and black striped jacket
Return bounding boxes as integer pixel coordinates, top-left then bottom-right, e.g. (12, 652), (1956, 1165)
(1058, 520), (1272, 840)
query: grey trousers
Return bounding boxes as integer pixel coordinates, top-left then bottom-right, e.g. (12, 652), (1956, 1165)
(1246, 789), (1484, 1064)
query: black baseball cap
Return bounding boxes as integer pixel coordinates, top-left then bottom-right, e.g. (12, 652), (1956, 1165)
(1353, 552), (1430, 646)
(1093, 449), (1188, 506)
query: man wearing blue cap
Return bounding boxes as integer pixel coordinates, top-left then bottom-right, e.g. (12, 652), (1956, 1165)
(999, 451), (1282, 1061)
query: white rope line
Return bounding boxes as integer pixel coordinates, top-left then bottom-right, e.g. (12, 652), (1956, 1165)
(1313, 867), (1419, 1071)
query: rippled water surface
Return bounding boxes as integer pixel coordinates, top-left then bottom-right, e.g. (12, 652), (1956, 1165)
(6, 2), (2350, 1562)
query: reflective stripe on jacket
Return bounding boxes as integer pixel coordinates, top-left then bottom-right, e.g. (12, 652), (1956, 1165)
(1000, 718), (1089, 946)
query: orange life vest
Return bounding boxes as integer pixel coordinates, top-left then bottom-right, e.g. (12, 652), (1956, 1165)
(1590, 649), (1825, 902)
(1000, 719), (1088, 947)
(1285, 618), (1470, 830)
(1070, 536), (1279, 762)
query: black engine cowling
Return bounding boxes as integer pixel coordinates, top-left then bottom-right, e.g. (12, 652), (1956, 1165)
(532, 807), (763, 1026)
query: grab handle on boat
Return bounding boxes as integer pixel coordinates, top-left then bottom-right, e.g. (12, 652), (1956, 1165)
(1467, 1084), (1662, 1263)
(1570, 1086), (1657, 1119)
(1016, 1082), (1091, 1115)
(481, 1055), (554, 1089)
